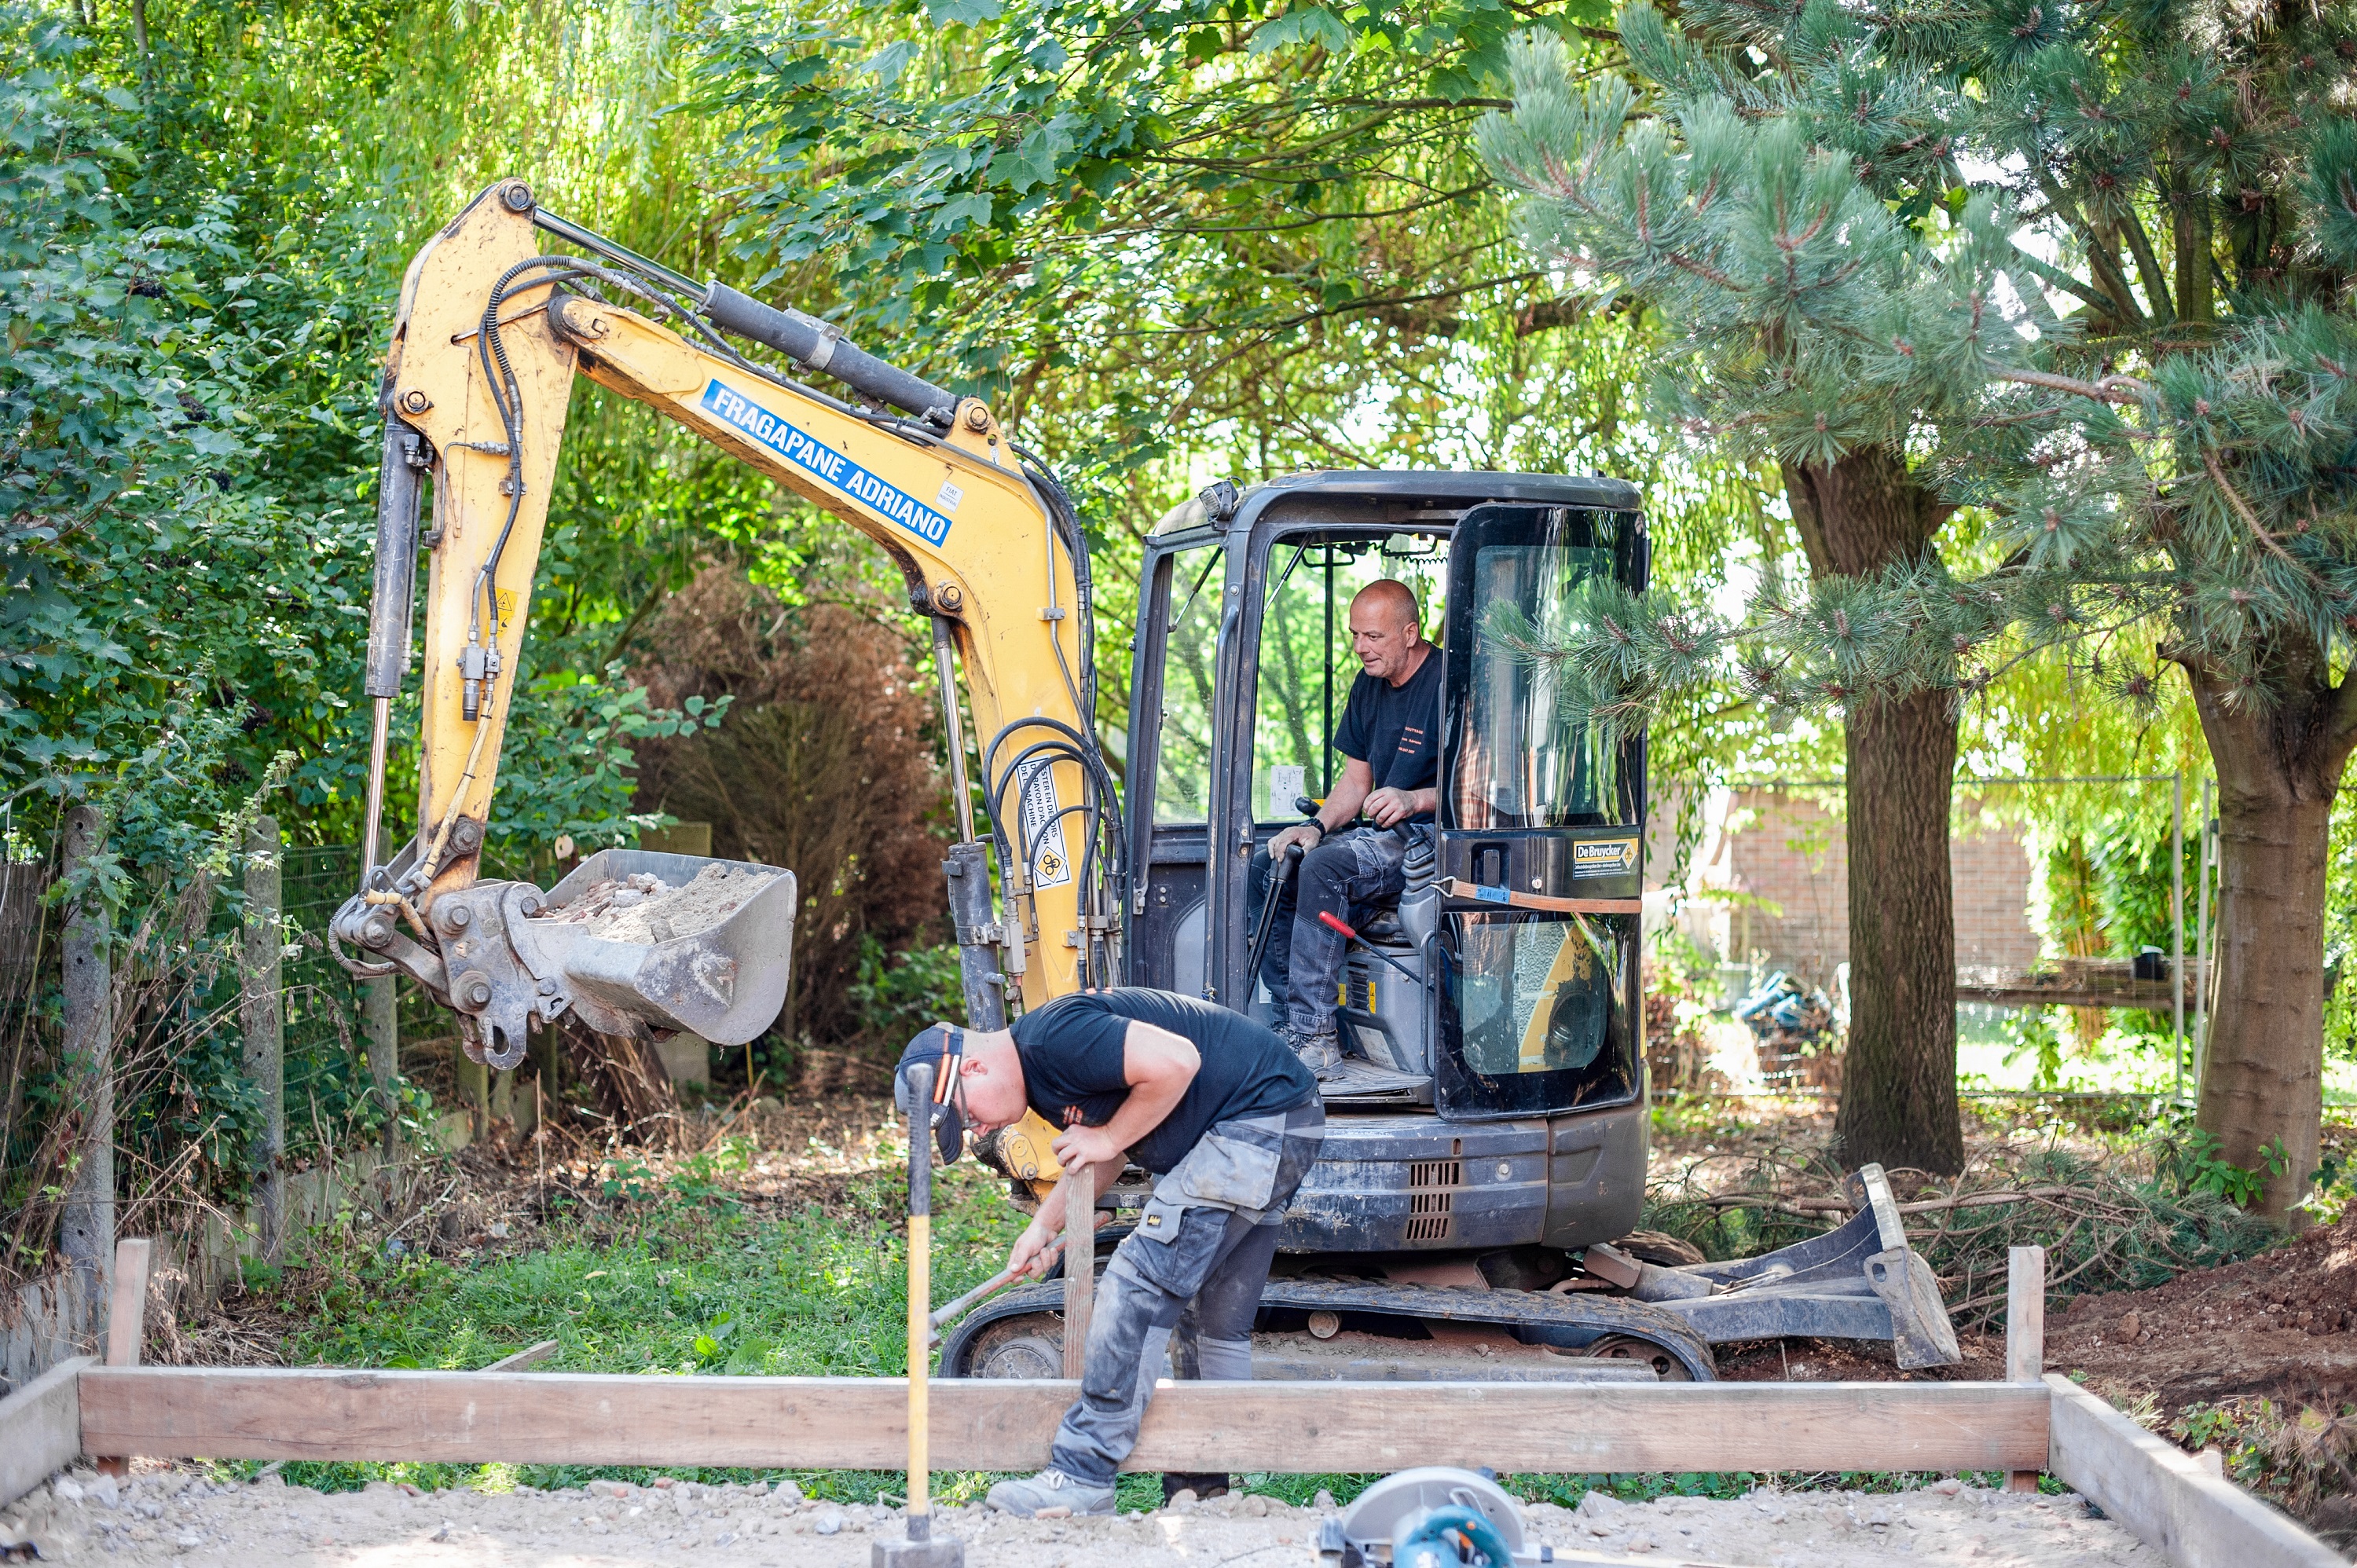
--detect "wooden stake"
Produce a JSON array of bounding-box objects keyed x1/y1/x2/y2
[
  {"x1": 56, "y1": 806, "x2": 113, "y2": 1348},
  {"x1": 96, "y1": 1236, "x2": 151, "y2": 1476},
  {"x1": 241, "y1": 816, "x2": 284, "y2": 1265},
  {"x1": 1061, "y1": 1159, "x2": 1093, "y2": 1380},
  {"x1": 2006, "y1": 1244, "x2": 2046, "y2": 1493},
  {"x1": 363, "y1": 973, "x2": 398, "y2": 1161}
]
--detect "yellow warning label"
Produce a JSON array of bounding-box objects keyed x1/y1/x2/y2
[{"x1": 493, "y1": 587, "x2": 519, "y2": 632}]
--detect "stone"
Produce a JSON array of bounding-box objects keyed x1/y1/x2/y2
[
  {"x1": 1930, "y1": 1479, "x2": 1963, "y2": 1497},
  {"x1": 772, "y1": 1482, "x2": 805, "y2": 1505},
  {"x1": 1314, "y1": 1490, "x2": 1336, "y2": 1511},
  {"x1": 816, "y1": 1512, "x2": 845, "y2": 1536},
  {"x1": 2118, "y1": 1310, "x2": 2142, "y2": 1341}
]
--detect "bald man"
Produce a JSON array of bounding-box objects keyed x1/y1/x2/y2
[{"x1": 1257, "y1": 578, "x2": 1441, "y2": 1077}]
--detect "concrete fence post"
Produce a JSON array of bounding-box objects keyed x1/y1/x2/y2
[
  {"x1": 240, "y1": 815, "x2": 284, "y2": 1266},
  {"x1": 363, "y1": 973, "x2": 398, "y2": 1160},
  {"x1": 56, "y1": 804, "x2": 114, "y2": 1348}
]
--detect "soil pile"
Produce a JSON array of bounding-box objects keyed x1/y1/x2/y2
[
  {"x1": 533, "y1": 864, "x2": 777, "y2": 945},
  {"x1": 6, "y1": 1464, "x2": 2158, "y2": 1567},
  {"x1": 2029, "y1": 1207, "x2": 2357, "y2": 1415}
]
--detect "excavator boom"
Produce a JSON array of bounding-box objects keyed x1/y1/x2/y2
[{"x1": 333, "y1": 179, "x2": 1119, "y2": 1079}]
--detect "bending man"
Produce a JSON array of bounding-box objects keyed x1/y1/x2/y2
[
  {"x1": 1258, "y1": 577, "x2": 1440, "y2": 1076},
  {"x1": 894, "y1": 989, "x2": 1323, "y2": 1515}
]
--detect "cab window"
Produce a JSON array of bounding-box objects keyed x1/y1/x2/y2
[{"x1": 1252, "y1": 534, "x2": 1444, "y2": 821}]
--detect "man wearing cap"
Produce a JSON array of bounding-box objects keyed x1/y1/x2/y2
[{"x1": 895, "y1": 988, "x2": 1324, "y2": 1516}]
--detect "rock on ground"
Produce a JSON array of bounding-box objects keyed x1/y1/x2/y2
[{"x1": 1, "y1": 1464, "x2": 2162, "y2": 1566}]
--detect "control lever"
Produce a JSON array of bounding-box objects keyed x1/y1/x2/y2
[
  {"x1": 1318, "y1": 910, "x2": 1427, "y2": 987},
  {"x1": 1245, "y1": 843, "x2": 1304, "y2": 991}
]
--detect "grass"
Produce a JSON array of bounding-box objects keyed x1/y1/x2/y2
[{"x1": 217, "y1": 1123, "x2": 2070, "y2": 1513}]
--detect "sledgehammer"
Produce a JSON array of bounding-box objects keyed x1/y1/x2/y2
[{"x1": 924, "y1": 1243, "x2": 1064, "y2": 1347}]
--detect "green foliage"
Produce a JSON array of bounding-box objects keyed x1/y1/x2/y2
[
  {"x1": 2000, "y1": 1009, "x2": 2066, "y2": 1093},
  {"x1": 844, "y1": 936, "x2": 966, "y2": 1046},
  {"x1": 2154, "y1": 1112, "x2": 2293, "y2": 1207},
  {"x1": 1478, "y1": 0, "x2": 2357, "y2": 734}
]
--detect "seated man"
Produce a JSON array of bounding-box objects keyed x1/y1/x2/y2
[
  {"x1": 894, "y1": 988, "x2": 1324, "y2": 1515},
  {"x1": 1257, "y1": 577, "x2": 1440, "y2": 1078}
]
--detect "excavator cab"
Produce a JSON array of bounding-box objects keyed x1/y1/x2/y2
[{"x1": 1124, "y1": 474, "x2": 1651, "y2": 1255}]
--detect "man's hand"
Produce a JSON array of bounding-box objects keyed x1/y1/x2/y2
[
  {"x1": 1266, "y1": 821, "x2": 1322, "y2": 859},
  {"x1": 1007, "y1": 1217, "x2": 1059, "y2": 1280},
  {"x1": 1365, "y1": 786, "x2": 1432, "y2": 827},
  {"x1": 1053, "y1": 1123, "x2": 1122, "y2": 1171}
]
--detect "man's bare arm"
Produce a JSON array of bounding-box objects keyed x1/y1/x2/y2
[
  {"x1": 1007, "y1": 1149, "x2": 1130, "y2": 1277},
  {"x1": 1051, "y1": 1020, "x2": 1199, "y2": 1169}
]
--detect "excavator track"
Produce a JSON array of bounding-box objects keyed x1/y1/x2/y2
[{"x1": 938, "y1": 1274, "x2": 1718, "y2": 1383}]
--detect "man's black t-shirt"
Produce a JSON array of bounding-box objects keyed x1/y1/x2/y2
[
  {"x1": 1332, "y1": 645, "x2": 1442, "y2": 811},
  {"x1": 1010, "y1": 988, "x2": 1317, "y2": 1173}
]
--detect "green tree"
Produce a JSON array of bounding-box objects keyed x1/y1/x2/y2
[{"x1": 1479, "y1": 0, "x2": 2357, "y2": 1214}]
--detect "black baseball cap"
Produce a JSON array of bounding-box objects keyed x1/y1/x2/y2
[{"x1": 893, "y1": 1024, "x2": 966, "y2": 1166}]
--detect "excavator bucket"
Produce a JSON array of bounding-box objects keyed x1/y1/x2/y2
[
  {"x1": 344, "y1": 848, "x2": 797, "y2": 1071},
  {"x1": 515, "y1": 848, "x2": 798, "y2": 1046}
]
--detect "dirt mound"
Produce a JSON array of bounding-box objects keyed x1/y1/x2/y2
[{"x1": 2032, "y1": 1208, "x2": 2357, "y2": 1416}]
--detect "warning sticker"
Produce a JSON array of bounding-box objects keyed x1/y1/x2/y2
[{"x1": 1014, "y1": 758, "x2": 1074, "y2": 891}]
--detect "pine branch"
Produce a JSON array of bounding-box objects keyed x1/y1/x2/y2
[
  {"x1": 2200, "y1": 446, "x2": 2304, "y2": 569},
  {"x1": 1988, "y1": 367, "x2": 2150, "y2": 405}
]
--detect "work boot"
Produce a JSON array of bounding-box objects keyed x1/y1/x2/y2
[
  {"x1": 1163, "y1": 1472, "x2": 1231, "y2": 1504},
  {"x1": 985, "y1": 1468, "x2": 1117, "y2": 1518},
  {"x1": 1289, "y1": 1031, "x2": 1345, "y2": 1080}
]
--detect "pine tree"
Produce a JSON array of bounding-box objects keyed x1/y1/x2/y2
[{"x1": 1477, "y1": 0, "x2": 2357, "y2": 1214}]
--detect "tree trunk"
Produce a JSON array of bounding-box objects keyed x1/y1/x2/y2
[
  {"x1": 2187, "y1": 656, "x2": 2352, "y2": 1222},
  {"x1": 1783, "y1": 447, "x2": 1963, "y2": 1174}
]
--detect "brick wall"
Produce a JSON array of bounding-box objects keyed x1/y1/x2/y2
[{"x1": 1693, "y1": 789, "x2": 2041, "y2": 989}]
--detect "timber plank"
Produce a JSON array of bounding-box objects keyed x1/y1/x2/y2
[
  {"x1": 1, "y1": 1357, "x2": 93, "y2": 1508},
  {"x1": 79, "y1": 1367, "x2": 2047, "y2": 1474},
  {"x1": 2045, "y1": 1373, "x2": 2341, "y2": 1568}
]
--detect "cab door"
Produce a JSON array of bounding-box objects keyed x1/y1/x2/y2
[
  {"x1": 1124, "y1": 532, "x2": 1229, "y2": 995},
  {"x1": 1434, "y1": 503, "x2": 1649, "y2": 1119}
]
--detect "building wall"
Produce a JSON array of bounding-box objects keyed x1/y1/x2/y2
[{"x1": 1683, "y1": 789, "x2": 2041, "y2": 989}]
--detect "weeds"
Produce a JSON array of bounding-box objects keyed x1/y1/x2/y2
[{"x1": 2172, "y1": 1397, "x2": 2357, "y2": 1529}]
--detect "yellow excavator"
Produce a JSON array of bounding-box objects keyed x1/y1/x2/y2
[{"x1": 334, "y1": 179, "x2": 1961, "y2": 1383}]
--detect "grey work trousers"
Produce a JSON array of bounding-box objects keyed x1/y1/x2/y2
[
  {"x1": 1254, "y1": 825, "x2": 1424, "y2": 1041},
  {"x1": 1046, "y1": 1101, "x2": 1325, "y2": 1486}
]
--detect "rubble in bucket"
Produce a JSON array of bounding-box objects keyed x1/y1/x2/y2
[{"x1": 528, "y1": 863, "x2": 779, "y2": 945}]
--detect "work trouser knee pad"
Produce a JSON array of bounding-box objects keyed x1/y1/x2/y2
[{"x1": 1195, "y1": 1334, "x2": 1252, "y2": 1382}]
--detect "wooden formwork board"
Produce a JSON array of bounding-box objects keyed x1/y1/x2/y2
[
  {"x1": 2044, "y1": 1374, "x2": 2345, "y2": 1568},
  {"x1": 0, "y1": 1356, "x2": 90, "y2": 1508},
  {"x1": 79, "y1": 1367, "x2": 2052, "y2": 1475}
]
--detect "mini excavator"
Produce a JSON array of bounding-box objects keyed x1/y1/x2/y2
[{"x1": 335, "y1": 179, "x2": 1961, "y2": 1383}]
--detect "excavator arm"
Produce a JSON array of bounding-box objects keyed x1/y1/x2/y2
[{"x1": 332, "y1": 179, "x2": 1121, "y2": 1099}]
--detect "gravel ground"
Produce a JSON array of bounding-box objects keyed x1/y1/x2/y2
[{"x1": 0, "y1": 1465, "x2": 2165, "y2": 1566}]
